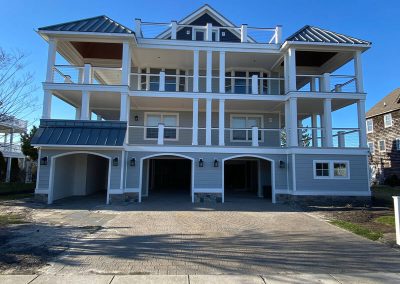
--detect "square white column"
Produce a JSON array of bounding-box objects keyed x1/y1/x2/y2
[
  {"x1": 288, "y1": 98, "x2": 298, "y2": 147},
  {"x1": 193, "y1": 50, "x2": 199, "y2": 92},
  {"x1": 119, "y1": 93, "x2": 130, "y2": 121},
  {"x1": 357, "y1": 99, "x2": 368, "y2": 147},
  {"x1": 287, "y1": 48, "x2": 297, "y2": 92},
  {"x1": 42, "y1": 91, "x2": 52, "y2": 119},
  {"x1": 121, "y1": 41, "x2": 132, "y2": 85},
  {"x1": 219, "y1": 99, "x2": 225, "y2": 146},
  {"x1": 206, "y1": 98, "x2": 212, "y2": 146},
  {"x1": 80, "y1": 91, "x2": 91, "y2": 120},
  {"x1": 219, "y1": 51, "x2": 225, "y2": 93},
  {"x1": 206, "y1": 50, "x2": 212, "y2": 92},
  {"x1": 354, "y1": 50, "x2": 364, "y2": 93},
  {"x1": 192, "y1": 98, "x2": 199, "y2": 145},
  {"x1": 311, "y1": 114, "x2": 318, "y2": 147},
  {"x1": 46, "y1": 39, "x2": 57, "y2": 83},
  {"x1": 323, "y1": 98, "x2": 333, "y2": 147}
]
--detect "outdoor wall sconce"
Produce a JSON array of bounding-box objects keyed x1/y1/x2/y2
[
  {"x1": 134, "y1": 115, "x2": 139, "y2": 121},
  {"x1": 113, "y1": 157, "x2": 119, "y2": 167},
  {"x1": 213, "y1": 159, "x2": 219, "y2": 167},
  {"x1": 40, "y1": 156, "x2": 48, "y2": 166},
  {"x1": 279, "y1": 160, "x2": 285, "y2": 168},
  {"x1": 130, "y1": 158, "x2": 136, "y2": 167},
  {"x1": 198, "y1": 158, "x2": 204, "y2": 168}
]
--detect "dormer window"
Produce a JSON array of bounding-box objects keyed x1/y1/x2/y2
[{"x1": 384, "y1": 113, "x2": 393, "y2": 128}]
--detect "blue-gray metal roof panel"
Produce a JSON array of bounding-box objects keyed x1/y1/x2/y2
[
  {"x1": 31, "y1": 119, "x2": 127, "y2": 146},
  {"x1": 38, "y1": 15, "x2": 133, "y2": 34},
  {"x1": 286, "y1": 25, "x2": 370, "y2": 45}
]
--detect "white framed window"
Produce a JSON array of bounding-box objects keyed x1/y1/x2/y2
[
  {"x1": 230, "y1": 115, "x2": 263, "y2": 142},
  {"x1": 313, "y1": 160, "x2": 350, "y2": 179},
  {"x1": 367, "y1": 141, "x2": 374, "y2": 154},
  {"x1": 192, "y1": 28, "x2": 219, "y2": 41},
  {"x1": 144, "y1": 112, "x2": 179, "y2": 141},
  {"x1": 378, "y1": 140, "x2": 386, "y2": 152},
  {"x1": 384, "y1": 113, "x2": 393, "y2": 128},
  {"x1": 366, "y1": 119, "x2": 373, "y2": 133}
]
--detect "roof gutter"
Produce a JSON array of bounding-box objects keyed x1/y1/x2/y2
[{"x1": 280, "y1": 40, "x2": 371, "y2": 52}]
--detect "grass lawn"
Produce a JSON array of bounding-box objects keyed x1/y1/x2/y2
[
  {"x1": 330, "y1": 220, "x2": 383, "y2": 241},
  {"x1": 375, "y1": 215, "x2": 396, "y2": 227}
]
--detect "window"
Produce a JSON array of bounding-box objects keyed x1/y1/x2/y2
[
  {"x1": 367, "y1": 141, "x2": 374, "y2": 154},
  {"x1": 193, "y1": 28, "x2": 218, "y2": 41},
  {"x1": 145, "y1": 113, "x2": 178, "y2": 140},
  {"x1": 313, "y1": 160, "x2": 350, "y2": 179},
  {"x1": 230, "y1": 115, "x2": 263, "y2": 142},
  {"x1": 396, "y1": 138, "x2": 400, "y2": 151},
  {"x1": 379, "y1": 140, "x2": 386, "y2": 152},
  {"x1": 366, "y1": 119, "x2": 373, "y2": 133},
  {"x1": 384, "y1": 114, "x2": 393, "y2": 128}
]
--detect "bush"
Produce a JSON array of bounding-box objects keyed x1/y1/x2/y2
[{"x1": 384, "y1": 174, "x2": 400, "y2": 187}]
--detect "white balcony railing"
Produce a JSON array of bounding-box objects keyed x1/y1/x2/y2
[
  {"x1": 296, "y1": 74, "x2": 358, "y2": 93},
  {"x1": 52, "y1": 65, "x2": 122, "y2": 85},
  {"x1": 0, "y1": 115, "x2": 28, "y2": 131},
  {"x1": 0, "y1": 143, "x2": 22, "y2": 153},
  {"x1": 298, "y1": 127, "x2": 361, "y2": 148}
]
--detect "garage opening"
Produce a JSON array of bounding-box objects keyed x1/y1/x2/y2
[
  {"x1": 51, "y1": 153, "x2": 109, "y2": 203},
  {"x1": 144, "y1": 156, "x2": 191, "y2": 196},
  {"x1": 224, "y1": 157, "x2": 272, "y2": 199}
]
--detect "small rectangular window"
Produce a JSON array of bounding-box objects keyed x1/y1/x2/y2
[
  {"x1": 231, "y1": 115, "x2": 263, "y2": 142},
  {"x1": 145, "y1": 113, "x2": 178, "y2": 140},
  {"x1": 367, "y1": 141, "x2": 374, "y2": 154},
  {"x1": 315, "y1": 162, "x2": 330, "y2": 177},
  {"x1": 313, "y1": 160, "x2": 350, "y2": 179},
  {"x1": 379, "y1": 140, "x2": 386, "y2": 152},
  {"x1": 366, "y1": 119, "x2": 373, "y2": 133},
  {"x1": 333, "y1": 162, "x2": 348, "y2": 178},
  {"x1": 384, "y1": 114, "x2": 393, "y2": 128}
]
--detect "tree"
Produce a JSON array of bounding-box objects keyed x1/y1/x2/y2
[
  {"x1": 0, "y1": 47, "x2": 38, "y2": 123},
  {"x1": 21, "y1": 126, "x2": 38, "y2": 161}
]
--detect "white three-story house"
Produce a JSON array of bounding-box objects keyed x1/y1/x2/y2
[{"x1": 32, "y1": 5, "x2": 371, "y2": 205}]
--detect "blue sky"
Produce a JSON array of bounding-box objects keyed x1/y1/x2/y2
[{"x1": 1, "y1": 0, "x2": 399, "y2": 128}]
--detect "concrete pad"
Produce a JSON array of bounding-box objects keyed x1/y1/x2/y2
[
  {"x1": 31, "y1": 274, "x2": 113, "y2": 284},
  {"x1": 112, "y1": 275, "x2": 188, "y2": 284},
  {"x1": 331, "y1": 272, "x2": 400, "y2": 284},
  {"x1": 0, "y1": 275, "x2": 37, "y2": 284},
  {"x1": 263, "y1": 273, "x2": 339, "y2": 283},
  {"x1": 190, "y1": 275, "x2": 264, "y2": 284}
]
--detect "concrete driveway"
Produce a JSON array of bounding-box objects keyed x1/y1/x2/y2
[{"x1": 31, "y1": 193, "x2": 400, "y2": 276}]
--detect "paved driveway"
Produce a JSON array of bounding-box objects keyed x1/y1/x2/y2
[{"x1": 36, "y1": 193, "x2": 400, "y2": 275}]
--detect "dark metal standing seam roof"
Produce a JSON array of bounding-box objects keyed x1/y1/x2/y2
[
  {"x1": 286, "y1": 25, "x2": 371, "y2": 45},
  {"x1": 31, "y1": 119, "x2": 127, "y2": 146},
  {"x1": 38, "y1": 15, "x2": 134, "y2": 34}
]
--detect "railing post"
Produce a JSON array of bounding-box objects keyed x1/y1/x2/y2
[
  {"x1": 251, "y1": 75, "x2": 259, "y2": 95},
  {"x1": 275, "y1": 25, "x2": 282, "y2": 44},
  {"x1": 171, "y1": 21, "x2": 177, "y2": 40},
  {"x1": 322, "y1": 73, "x2": 331, "y2": 92},
  {"x1": 334, "y1": 84, "x2": 342, "y2": 92},
  {"x1": 338, "y1": 131, "x2": 346, "y2": 148},
  {"x1": 83, "y1": 64, "x2": 92, "y2": 84},
  {"x1": 311, "y1": 114, "x2": 318, "y2": 147},
  {"x1": 135, "y1": 19, "x2": 142, "y2": 38},
  {"x1": 241, "y1": 24, "x2": 248, "y2": 43},
  {"x1": 310, "y1": 77, "x2": 317, "y2": 92},
  {"x1": 159, "y1": 71, "x2": 165, "y2": 91},
  {"x1": 252, "y1": 126, "x2": 259, "y2": 147},
  {"x1": 393, "y1": 196, "x2": 400, "y2": 246},
  {"x1": 157, "y1": 123, "x2": 165, "y2": 145},
  {"x1": 206, "y1": 23, "x2": 213, "y2": 41}
]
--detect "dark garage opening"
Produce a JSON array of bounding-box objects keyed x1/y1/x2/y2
[{"x1": 148, "y1": 157, "x2": 191, "y2": 194}]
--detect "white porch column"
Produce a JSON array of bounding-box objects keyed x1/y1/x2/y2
[
  {"x1": 323, "y1": 98, "x2": 333, "y2": 147},
  {"x1": 219, "y1": 99, "x2": 225, "y2": 146},
  {"x1": 310, "y1": 77, "x2": 317, "y2": 92},
  {"x1": 80, "y1": 91, "x2": 91, "y2": 120},
  {"x1": 5, "y1": 157, "x2": 11, "y2": 183},
  {"x1": 159, "y1": 71, "x2": 165, "y2": 91},
  {"x1": 46, "y1": 39, "x2": 57, "y2": 83},
  {"x1": 284, "y1": 100, "x2": 290, "y2": 145},
  {"x1": 206, "y1": 50, "x2": 212, "y2": 92},
  {"x1": 192, "y1": 99, "x2": 199, "y2": 145},
  {"x1": 311, "y1": 114, "x2": 318, "y2": 147},
  {"x1": 157, "y1": 124, "x2": 165, "y2": 145},
  {"x1": 241, "y1": 24, "x2": 248, "y2": 42},
  {"x1": 322, "y1": 73, "x2": 331, "y2": 92},
  {"x1": 121, "y1": 41, "x2": 132, "y2": 85},
  {"x1": 283, "y1": 53, "x2": 289, "y2": 93},
  {"x1": 338, "y1": 131, "x2": 346, "y2": 148},
  {"x1": 193, "y1": 50, "x2": 199, "y2": 92},
  {"x1": 357, "y1": 99, "x2": 368, "y2": 148},
  {"x1": 287, "y1": 48, "x2": 297, "y2": 92},
  {"x1": 252, "y1": 127, "x2": 259, "y2": 147},
  {"x1": 83, "y1": 64, "x2": 92, "y2": 84},
  {"x1": 219, "y1": 51, "x2": 225, "y2": 93},
  {"x1": 206, "y1": 98, "x2": 212, "y2": 146},
  {"x1": 394, "y1": 196, "x2": 400, "y2": 245},
  {"x1": 75, "y1": 107, "x2": 81, "y2": 120},
  {"x1": 354, "y1": 50, "x2": 364, "y2": 93},
  {"x1": 42, "y1": 91, "x2": 52, "y2": 119},
  {"x1": 206, "y1": 23, "x2": 213, "y2": 41},
  {"x1": 251, "y1": 75, "x2": 259, "y2": 95},
  {"x1": 120, "y1": 93, "x2": 129, "y2": 121},
  {"x1": 289, "y1": 98, "x2": 298, "y2": 147}
]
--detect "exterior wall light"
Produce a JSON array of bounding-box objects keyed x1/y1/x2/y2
[
  {"x1": 134, "y1": 115, "x2": 139, "y2": 121},
  {"x1": 40, "y1": 156, "x2": 48, "y2": 166},
  {"x1": 214, "y1": 159, "x2": 219, "y2": 167},
  {"x1": 130, "y1": 158, "x2": 136, "y2": 167},
  {"x1": 113, "y1": 157, "x2": 119, "y2": 167},
  {"x1": 279, "y1": 160, "x2": 285, "y2": 168},
  {"x1": 198, "y1": 158, "x2": 204, "y2": 168}
]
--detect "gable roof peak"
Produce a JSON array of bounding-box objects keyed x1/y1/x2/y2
[{"x1": 366, "y1": 88, "x2": 400, "y2": 118}]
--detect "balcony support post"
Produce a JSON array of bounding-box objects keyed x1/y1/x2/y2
[
  {"x1": 157, "y1": 124, "x2": 164, "y2": 145},
  {"x1": 354, "y1": 50, "x2": 364, "y2": 93},
  {"x1": 83, "y1": 64, "x2": 92, "y2": 84},
  {"x1": 338, "y1": 131, "x2": 346, "y2": 148},
  {"x1": 219, "y1": 51, "x2": 225, "y2": 93},
  {"x1": 75, "y1": 107, "x2": 81, "y2": 120},
  {"x1": 193, "y1": 50, "x2": 199, "y2": 92},
  {"x1": 287, "y1": 48, "x2": 297, "y2": 92},
  {"x1": 219, "y1": 99, "x2": 225, "y2": 146},
  {"x1": 323, "y1": 98, "x2": 333, "y2": 147},
  {"x1": 121, "y1": 41, "x2": 132, "y2": 85},
  {"x1": 357, "y1": 99, "x2": 368, "y2": 147},
  {"x1": 206, "y1": 50, "x2": 212, "y2": 92},
  {"x1": 46, "y1": 38, "x2": 57, "y2": 83},
  {"x1": 42, "y1": 91, "x2": 52, "y2": 119},
  {"x1": 289, "y1": 98, "x2": 298, "y2": 147},
  {"x1": 311, "y1": 114, "x2": 318, "y2": 147},
  {"x1": 206, "y1": 98, "x2": 212, "y2": 146},
  {"x1": 159, "y1": 71, "x2": 165, "y2": 91},
  {"x1": 251, "y1": 75, "x2": 259, "y2": 95},
  {"x1": 192, "y1": 98, "x2": 199, "y2": 146},
  {"x1": 322, "y1": 73, "x2": 331, "y2": 92},
  {"x1": 119, "y1": 93, "x2": 129, "y2": 121},
  {"x1": 80, "y1": 91, "x2": 91, "y2": 120},
  {"x1": 252, "y1": 127, "x2": 259, "y2": 147}
]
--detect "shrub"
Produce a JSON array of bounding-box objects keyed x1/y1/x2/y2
[{"x1": 384, "y1": 174, "x2": 400, "y2": 187}]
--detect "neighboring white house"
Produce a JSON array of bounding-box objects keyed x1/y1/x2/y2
[{"x1": 32, "y1": 5, "x2": 371, "y2": 205}]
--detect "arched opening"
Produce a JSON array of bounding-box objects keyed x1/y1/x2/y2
[
  {"x1": 223, "y1": 155, "x2": 274, "y2": 202},
  {"x1": 49, "y1": 152, "x2": 110, "y2": 204},
  {"x1": 141, "y1": 154, "x2": 193, "y2": 199}
]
